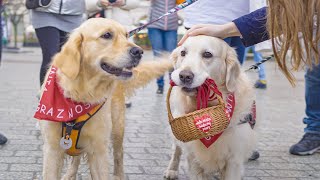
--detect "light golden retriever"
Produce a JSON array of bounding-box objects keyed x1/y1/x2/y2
[
  {"x1": 38, "y1": 18, "x2": 172, "y2": 180},
  {"x1": 164, "y1": 36, "x2": 257, "y2": 180}
]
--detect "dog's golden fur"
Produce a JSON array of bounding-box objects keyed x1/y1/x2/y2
[
  {"x1": 39, "y1": 18, "x2": 172, "y2": 180},
  {"x1": 164, "y1": 36, "x2": 257, "y2": 180}
]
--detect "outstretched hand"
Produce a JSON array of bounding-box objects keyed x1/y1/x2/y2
[
  {"x1": 178, "y1": 22, "x2": 241, "y2": 46},
  {"x1": 100, "y1": 0, "x2": 125, "y2": 8}
]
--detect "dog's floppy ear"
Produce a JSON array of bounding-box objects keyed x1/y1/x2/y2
[
  {"x1": 170, "y1": 46, "x2": 180, "y2": 68},
  {"x1": 54, "y1": 31, "x2": 83, "y2": 80},
  {"x1": 225, "y1": 47, "x2": 241, "y2": 92}
]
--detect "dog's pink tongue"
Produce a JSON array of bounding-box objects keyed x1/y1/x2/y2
[{"x1": 196, "y1": 79, "x2": 222, "y2": 110}]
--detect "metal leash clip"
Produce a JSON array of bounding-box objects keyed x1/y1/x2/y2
[{"x1": 60, "y1": 122, "x2": 75, "y2": 150}]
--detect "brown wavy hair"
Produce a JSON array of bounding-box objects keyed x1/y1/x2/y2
[{"x1": 267, "y1": 0, "x2": 320, "y2": 85}]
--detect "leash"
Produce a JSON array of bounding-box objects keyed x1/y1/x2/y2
[
  {"x1": 128, "y1": 0, "x2": 198, "y2": 37},
  {"x1": 245, "y1": 54, "x2": 274, "y2": 72}
]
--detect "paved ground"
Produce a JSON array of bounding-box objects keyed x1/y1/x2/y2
[{"x1": 0, "y1": 47, "x2": 320, "y2": 180}]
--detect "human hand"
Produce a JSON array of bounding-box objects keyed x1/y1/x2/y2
[
  {"x1": 99, "y1": 0, "x2": 125, "y2": 8},
  {"x1": 99, "y1": 0, "x2": 110, "y2": 8},
  {"x1": 111, "y1": 0, "x2": 125, "y2": 6},
  {"x1": 178, "y1": 22, "x2": 241, "y2": 46}
]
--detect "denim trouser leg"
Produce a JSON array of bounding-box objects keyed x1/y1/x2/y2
[
  {"x1": 148, "y1": 28, "x2": 177, "y2": 88},
  {"x1": 224, "y1": 37, "x2": 246, "y2": 64},
  {"x1": 244, "y1": 46, "x2": 267, "y2": 80},
  {"x1": 303, "y1": 63, "x2": 320, "y2": 135},
  {"x1": 148, "y1": 28, "x2": 164, "y2": 88},
  {"x1": 252, "y1": 46, "x2": 266, "y2": 80},
  {"x1": 163, "y1": 30, "x2": 177, "y2": 79}
]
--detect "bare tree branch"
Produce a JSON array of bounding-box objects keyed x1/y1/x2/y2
[{"x1": 3, "y1": 0, "x2": 28, "y2": 48}]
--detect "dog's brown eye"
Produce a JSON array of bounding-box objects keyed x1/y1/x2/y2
[
  {"x1": 203, "y1": 51, "x2": 213, "y2": 58},
  {"x1": 181, "y1": 50, "x2": 186, "y2": 57},
  {"x1": 101, "y1": 32, "x2": 112, "y2": 39}
]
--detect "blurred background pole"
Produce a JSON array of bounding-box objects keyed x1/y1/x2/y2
[{"x1": 0, "y1": 0, "x2": 3, "y2": 66}]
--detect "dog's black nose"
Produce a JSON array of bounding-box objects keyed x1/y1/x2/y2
[
  {"x1": 130, "y1": 47, "x2": 143, "y2": 58},
  {"x1": 179, "y1": 70, "x2": 194, "y2": 85}
]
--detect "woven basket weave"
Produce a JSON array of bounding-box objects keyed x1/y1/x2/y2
[{"x1": 166, "y1": 86, "x2": 230, "y2": 142}]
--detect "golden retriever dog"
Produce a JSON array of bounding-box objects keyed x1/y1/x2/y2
[
  {"x1": 164, "y1": 36, "x2": 257, "y2": 180},
  {"x1": 37, "y1": 18, "x2": 172, "y2": 180}
]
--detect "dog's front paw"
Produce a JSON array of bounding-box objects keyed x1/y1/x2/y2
[
  {"x1": 164, "y1": 170, "x2": 179, "y2": 180},
  {"x1": 61, "y1": 174, "x2": 77, "y2": 180},
  {"x1": 113, "y1": 175, "x2": 124, "y2": 180}
]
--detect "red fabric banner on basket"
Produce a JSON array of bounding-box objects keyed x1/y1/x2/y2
[{"x1": 196, "y1": 79, "x2": 235, "y2": 148}]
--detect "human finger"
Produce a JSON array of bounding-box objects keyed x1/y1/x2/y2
[
  {"x1": 178, "y1": 33, "x2": 189, "y2": 46},
  {"x1": 188, "y1": 27, "x2": 208, "y2": 36},
  {"x1": 177, "y1": 25, "x2": 205, "y2": 46}
]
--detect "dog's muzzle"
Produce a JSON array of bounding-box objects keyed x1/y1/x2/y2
[
  {"x1": 179, "y1": 70, "x2": 194, "y2": 86},
  {"x1": 129, "y1": 47, "x2": 143, "y2": 67}
]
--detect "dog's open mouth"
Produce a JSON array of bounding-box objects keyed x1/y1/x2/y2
[{"x1": 100, "y1": 62, "x2": 133, "y2": 78}]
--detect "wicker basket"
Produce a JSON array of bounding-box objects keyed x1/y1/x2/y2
[{"x1": 166, "y1": 86, "x2": 230, "y2": 142}]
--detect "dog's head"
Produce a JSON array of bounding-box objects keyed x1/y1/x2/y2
[
  {"x1": 54, "y1": 18, "x2": 143, "y2": 80},
  {"x1": 171, "y1": 36, "x2": 240, "y2": 95}
]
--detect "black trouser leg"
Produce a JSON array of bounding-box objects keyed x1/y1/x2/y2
[{"x1": 35, "y1": 27, "x2": 67, "y2": 86}]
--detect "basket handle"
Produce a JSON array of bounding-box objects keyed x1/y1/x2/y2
[
  {"x1": 166, "y1": 86, "x2": 226, "y2": 124},
  {"x1": 166, "y1": 86, "x2": 175, "y2": 123}
]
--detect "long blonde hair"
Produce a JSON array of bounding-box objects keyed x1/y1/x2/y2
[{"x1": 267, "y1": 0, "x2": 320, "y2": 85}]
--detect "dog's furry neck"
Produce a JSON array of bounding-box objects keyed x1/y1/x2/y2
[{"x1": 56, "y1": 67, "x2": 117, "y2": 105}]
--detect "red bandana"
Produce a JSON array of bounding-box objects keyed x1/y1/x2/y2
[{"x1": 34, "y1": 66, "x2": 98, "y2": 122}]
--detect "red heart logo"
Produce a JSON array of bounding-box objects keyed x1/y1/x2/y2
[{"x1": 194, "y1": 114, "x2": 213, "y2": 132}]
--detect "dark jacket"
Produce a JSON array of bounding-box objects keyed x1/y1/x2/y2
[{"x1": 233, "y1": 7, "x2": 269, "y2": 47}]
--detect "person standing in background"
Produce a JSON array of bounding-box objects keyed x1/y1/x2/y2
[
  {"x1": 31, "y1": 0, "x2": 85, "y2": 87},
  {"x1": 86, "y1": 0, "x2": 139, "y2": 31},
  {"x1": 183, "y1": 0, "x2": 249, "y2": 65},
  {"x1": 148, "y1": 0, "x2": 178, "y2": 94}
]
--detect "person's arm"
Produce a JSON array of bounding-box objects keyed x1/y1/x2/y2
[
  {"x1": 120, "y1": 0, "x2": 140, "y2": 10},
  {"x1": 178, "y1": 7, "x2": 269, "y2": 47},
  {"x1": 178, "y1": 22, "x2": 241, "y2": 45},
  {"x1": 232, "y1": 7, "x2": 269, "y2": 47}
]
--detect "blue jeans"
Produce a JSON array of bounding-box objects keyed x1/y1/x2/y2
[
  {"x1": 304, "y1": 63, "x2": 320, "y2": 134},
  {"x1": 244, "y1": 46, "x2": 266, "y2": 80},
  {"x1": 224, "y1": 37, "x2": 246, "y2": 65},
  {"x1": 148, "y1": 28, "x2": 177, "y2": 88}
]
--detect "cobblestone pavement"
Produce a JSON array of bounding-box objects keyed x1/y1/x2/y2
[{"x1": 0, "y1": 48, "x2": 320, "y2": 180}]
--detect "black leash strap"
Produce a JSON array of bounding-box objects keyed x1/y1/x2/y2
[{"x1": 245, "y1": 54, "x2": 274, "y2": 72}]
